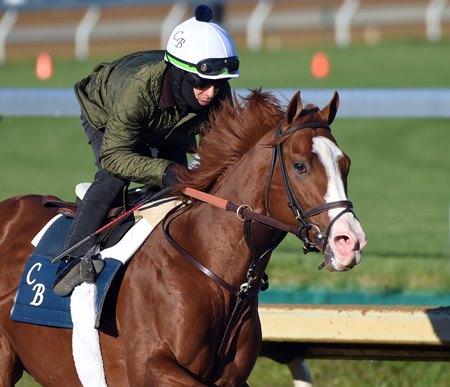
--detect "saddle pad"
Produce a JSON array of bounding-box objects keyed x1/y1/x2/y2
[
  {"x1": 10, "y1": 215, "x2": 122, "y2": 328},
  {"x1": 10, "y1": 196, "x2": 183, "y2": 329},
  {"x1": 135, "y1": 197, "x2": 182, "y2": 226}
]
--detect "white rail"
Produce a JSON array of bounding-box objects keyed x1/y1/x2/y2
[
  {"x1": 1, "y1": 1, "x2": 450, "y2": 63},
  {"x1": 426, "y1": 0, "x2": 448, "y2": 42},
  {"x1": 1, "y1": 88, "x2": 450, "y2": 118},
  {"x1": 246, "y1": 0, "x2": 273, "y2": 51},
  {"x1": 75, "y1": 6, "x2": 102, "y2": 62},
  {"x1": 0, "y1": 8, "x2": 17, "y2": 64},
  {"x1": 335, "y1": 0, "x2": 360, "y2": 48}
]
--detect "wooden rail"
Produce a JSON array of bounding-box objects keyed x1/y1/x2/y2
[{"x1": 259, "y1": 304, "x2": 450, "y2": 361}]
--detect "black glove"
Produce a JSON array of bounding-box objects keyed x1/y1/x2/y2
[{"x1": 162, "y1": 165, "x2": 180, "y2": 187}]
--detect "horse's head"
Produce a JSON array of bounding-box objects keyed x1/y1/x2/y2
[
  {"x1": 180, "y1": 89, "x2": 366, "y2": 272},
  {"x1": 266, "y1": 91, "x2": 367, "y2": 271}
]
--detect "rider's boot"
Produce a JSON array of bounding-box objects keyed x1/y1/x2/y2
[{"x1": 53, "y1": 245, "x2": 105, "y2": 297}]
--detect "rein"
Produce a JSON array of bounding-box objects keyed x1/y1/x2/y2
[{"x1": 184, "y1": 188, "x2": 301, "y2": 235}]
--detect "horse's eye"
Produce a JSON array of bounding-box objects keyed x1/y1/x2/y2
[{"x1": 294, "y1": 162, "x2": 306, "y2": 173}]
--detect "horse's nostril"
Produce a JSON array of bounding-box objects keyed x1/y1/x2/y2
[{"x1": 333, "y1": 234, "x2": 354, "y2": 253}]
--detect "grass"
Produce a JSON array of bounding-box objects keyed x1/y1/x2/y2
[
  {"x1": 249, "y1": 358, "x2": 450, "y2": 387},
  {"x1": 4, "y1": 39, "x2": 450, "y2": 386}
]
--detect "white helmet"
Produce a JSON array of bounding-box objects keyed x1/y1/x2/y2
[{"x1": 165, "y1": 5, "x2": 240, "y2": 80}]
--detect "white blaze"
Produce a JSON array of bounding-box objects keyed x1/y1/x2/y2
[
  {"x1": 311, "y1": 136, "x2": 367, "y2": 270},
  {"x1": 312, "y1": 137, "x2": 347, "y2": 218}
]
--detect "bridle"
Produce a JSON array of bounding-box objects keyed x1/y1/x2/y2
[
  {"x1": 264, "y1": 120, "x2": 354, "y2": 253},
  {"x1": 163, "y1": 118, "x2": 356, "y2": 293},
  {"x1": 161, "y1": 118, "x2": 355, "y2": 362}
]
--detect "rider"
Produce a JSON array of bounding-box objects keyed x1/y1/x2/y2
[{"x1": 53, "y1": 5, "x2": 240, "y2": 296}]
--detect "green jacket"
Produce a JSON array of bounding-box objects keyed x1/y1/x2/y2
[{"x1": 74, "y1": 50, "x2": 231, "y2": 186}]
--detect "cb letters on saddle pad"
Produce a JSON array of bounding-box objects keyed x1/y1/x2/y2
[{"x1": 10, "y1": 215, "x2": 122, "y2": 328}]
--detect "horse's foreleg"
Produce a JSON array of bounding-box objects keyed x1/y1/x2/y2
[
  {"x1": 127, "y1": 358, "x2": 207, "y2": 387},
  {"x1": 0, "y1": 327, "x2": 23, "y2": 387}
]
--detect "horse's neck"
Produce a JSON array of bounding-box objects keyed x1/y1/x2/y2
[
  {"x1": 172, "y1": 134, "x2": 276, "y2": 290},
  {"x1": 213, "y1": 137, "x2": 271, "y2": 216}
]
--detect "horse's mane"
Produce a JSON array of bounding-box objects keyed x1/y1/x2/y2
[{"x1": 179, "y1": 89, "x2": 285, "y2": 192}]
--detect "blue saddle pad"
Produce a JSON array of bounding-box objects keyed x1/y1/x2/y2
[{"x1": 10, "y1": 215, "x2": 123, "y2": 329}]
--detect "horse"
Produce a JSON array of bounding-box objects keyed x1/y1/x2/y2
[{"x1": 0, "y1": 89, "x2": 366, "y2": 386}]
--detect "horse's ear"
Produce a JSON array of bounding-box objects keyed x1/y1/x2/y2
[
  {"x1": 284, "y1": 91, "x2": 303, "y2": 125},
  {"x1": 321, "y1": 91, "x2": 340, "y2": 125}
]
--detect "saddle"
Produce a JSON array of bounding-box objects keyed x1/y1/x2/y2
[{"x1": 41, "y1": 185, "x2": 160, "y2": 249}]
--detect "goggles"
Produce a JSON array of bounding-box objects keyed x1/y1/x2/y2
[
  {"x1": 167, "y1": 52, "x2": 239, "y2": 76},
  {"x1": 185, "y1": 72, "x2": 229, "y2": 89},
  {"x1": 196, "y1": 57, "x2": 239, "y2": 76}
]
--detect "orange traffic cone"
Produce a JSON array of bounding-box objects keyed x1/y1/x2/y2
[
  {"x1": 35, "y1": 52, "x2": 53, "y2": 80},
  {"x1": 311, "y1": 51, "x2": 330, "y2": 79}
]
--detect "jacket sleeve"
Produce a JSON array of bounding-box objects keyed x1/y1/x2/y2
[{"x1": 99, "y1": 80, "x2": 172, "y2": 187}]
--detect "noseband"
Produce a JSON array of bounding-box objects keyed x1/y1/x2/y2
[{"x1": 264, "y1": 120, "x2": 354, "y2": 253}]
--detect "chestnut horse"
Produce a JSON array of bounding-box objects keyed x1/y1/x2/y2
[{"x1": 0, "y1": 90, "x2": 366, "y2": 386}]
